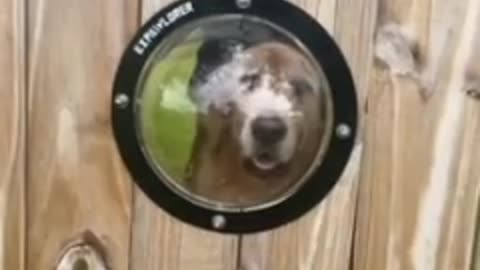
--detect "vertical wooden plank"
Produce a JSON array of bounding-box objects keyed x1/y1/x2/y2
[
  {"x1": 239, "y1": 0, "x2": 377, "y2": 269},
  {"x1": 129, "y1": 1, "x2": 239, "y2": 270},
  {"x1": 0, "y1": 0, "x2": 26, "y2": 270},
  {"x1": 354, "y1": 0, "x2": 480, "y2": 269},
  {"x1": 240, "y1": 147, "x2": 362, "y2": 270},
  {"x1": 436, "y1": 17, "x2": 480, "y2": 269},
  {"x1": 468, "y1": 23, "x2": 480, "y2": 270},
  {"x1": 27, "y1": 1, "x2": 138, "y2": 269}
]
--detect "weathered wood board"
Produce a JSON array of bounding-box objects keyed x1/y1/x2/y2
[
  {"x1": 239, "y1": 0, "x2": 376, "y2": 269},
  {"x1": 0, "y1": 0, "x2": 479, "y2": 269},
  {"x1": 0, "y1": 0, "x2": 26, "y2": 270},
  {"x1": 26, "y1": 1, "x2": 137, "y2": 269},
  {"x1": 354, "y1": 0, "x2": 480, "y2": 270}
]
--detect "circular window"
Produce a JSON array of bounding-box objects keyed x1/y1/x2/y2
[
  {"x1": 112, "y1": 0, "x2": 357, "y2": 233},
  {"x1": 136, "y1": 15, "x2": 334, "y2": 210}
]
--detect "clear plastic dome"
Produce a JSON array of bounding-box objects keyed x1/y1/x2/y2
[{"x1": 135, "y1": 14, "x2": 334, "y2": 211}]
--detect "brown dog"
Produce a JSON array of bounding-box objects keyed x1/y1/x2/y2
[{"x1": 185, "y1": 41, "x2": 327, "y2": 207}]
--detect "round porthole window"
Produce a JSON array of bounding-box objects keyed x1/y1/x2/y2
[{"x1": 112, "y1": 0, "x2": 357, "y2": 233}]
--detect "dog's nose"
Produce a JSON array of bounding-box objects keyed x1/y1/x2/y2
[{"x1": 252, "y1": 116, "x2": 287, "y2": 144}]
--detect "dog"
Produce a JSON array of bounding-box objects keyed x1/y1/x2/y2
[{"x1": 184, "y1": 40, "x2": 327, "y2": 207}]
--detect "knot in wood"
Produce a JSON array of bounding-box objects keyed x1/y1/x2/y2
[
  {"x1": 56, "y1": 244, "x2": 107, "y2": 270},
  {"x1": 375, "y1": 23, "x2": 419, "y2": 77}
]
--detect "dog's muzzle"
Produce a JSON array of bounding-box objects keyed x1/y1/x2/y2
[
  {"x1": 251, "y1": 115, "x2": 287, "y2": 145},
  {"x1": 248, "y1": 115, "x2": 289, "y2": 171}
]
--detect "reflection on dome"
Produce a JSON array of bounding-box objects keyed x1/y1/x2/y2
[{"x1": 136, "y1": 15, "x2": 333, "y2": 211}]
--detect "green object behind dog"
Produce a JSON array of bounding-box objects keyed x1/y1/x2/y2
[{"x1": 140, "y1": 41, "x2": 202, "y2": 183}]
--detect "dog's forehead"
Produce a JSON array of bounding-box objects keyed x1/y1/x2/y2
[
  {"x1": 257, "y1": 71, "x2": 291, "y2": 93},
  {"x1": 246, "y1": 43, "x2": 304, "y2": 66},
  {"x1": 237, "y1": 82, "x2": 294, "y2": 116},
  {"x1": 246, "y1": 44, "x2": 319, "y2": 86},
  {"x1": 190, "y1": 42, "x2": 320, "y2": 117}
]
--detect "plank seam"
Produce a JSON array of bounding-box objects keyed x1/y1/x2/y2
[
  {"x1": 236, "y1": 235, "x2": 243, "y2": 270},
  {"x1": 22, "y1": 0, "x2": 29, "y2": 269},
  {"x1": 127, "y1": 1, "x2": 143, "y2": 270}
]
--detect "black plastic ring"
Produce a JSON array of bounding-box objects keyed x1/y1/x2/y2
[{"x1": 112, "y1": 0, "x2": 357, "y2": 234}]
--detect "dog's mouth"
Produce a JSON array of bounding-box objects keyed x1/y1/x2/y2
[
  {"x1": 241, "y1": 146, "x2": 291, "y2": 179},
  {"x1": 248, "y1": 148, "x2": 288, "y2": 173},
  {"x1": 253, "y1": 151, "x2": 278, "y2": 171}
]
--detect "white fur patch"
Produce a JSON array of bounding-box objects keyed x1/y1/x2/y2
[
  {"x1": 192, "y1": 48, "x2": 251, "y2": 114},
  {"x1": 236, "y1": 76, "x2": 293, "y2": 118}
]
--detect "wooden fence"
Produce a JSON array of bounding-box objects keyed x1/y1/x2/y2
[{"x1": 1, "y1": 0, "x2": 480, "y2": 269}]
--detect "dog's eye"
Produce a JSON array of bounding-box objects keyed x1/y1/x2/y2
[
  {"x1": 290, "y1": 79, "x2": 312, "y2": 99},
  {"x1": 240, "y1": 73, "x2": 261, "y2": 92}
]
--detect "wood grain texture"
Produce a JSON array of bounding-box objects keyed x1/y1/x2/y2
[
  {"x1": 0, "y1": 0, "x2": 26, "y2": 270},
  {"x1": 239, "y1": 0, "x2": 377, "y2": 269},
  {"x1": 4, "y1": 0, "x2": 477, "y2": 269},
  {"x1": 240, "y1": 146, "x2": 362, "y2": 270},
  {"x1": 55, "y1": 232, "x2": 109, "y2": 270},
  {"x1": 56, "y1": 245, "x2": 107, "y2": 270},
  {"x1": 129, "y1": 1, "x2": 239, "y2": 270},
  {"x1": 354, "y1": 0, "x2": 480, "y2": 269},
  {"x1": 26, "y1": 1, "x2": 137, "y2": 269},
  {"x1": 469, "y1": 22, "x2": 480, "y2": 270}
]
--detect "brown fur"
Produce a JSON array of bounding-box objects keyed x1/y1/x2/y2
[{"x1": 185, "y1": 42, "x2": 326, "y2": 207}]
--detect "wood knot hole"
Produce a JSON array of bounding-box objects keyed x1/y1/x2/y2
[
  {"x1": 375, "y1": 23, "x2": 420, "y2": 77},
  {"x1": 466, "y1": 88, "x2": 480, "y2": 99},
  {"x1": 72, "y1": 258, "x2": 88, "y2": 270},
  {"x1": 56, "y1": 244, "x2": 107, "y2": 270}
]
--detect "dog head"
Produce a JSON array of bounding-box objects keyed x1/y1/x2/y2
[
  {"x1": 191, "y1": 41, "x2": 323, "y2": 177},
  {"x1": 231, "y1": 42, "x2": 321, "y2": 174}
]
